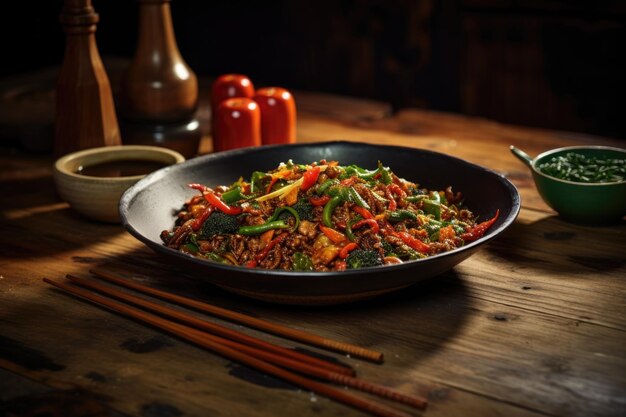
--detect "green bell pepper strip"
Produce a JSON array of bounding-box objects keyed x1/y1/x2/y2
[
  {"x1": 325, "y1": 184, "x2": 349, "y2": 199},
  {"x1": 322, "y1": 195, "x2": 345, "y2": 227},
  {"x1": 250, "y1": 171, "x2": 268, "y2": 193},
  {"x1": 292, "y1": 252, "x2": 314, "y2": 271},
  {"x1": 424, "y1": 221, "x2": 441, "y2": 238},
  {"x1": 339, "y1": 165, "x2": 368, "y2": 179},
  {"x1": 316, "y1": 178, "x2": 340, "y2": 195},
  {"x1": 237, "y1": 220, "x2": 290, "y2": 236},
  {"x1": 345, "y1": 220, "x2": 357, "y2": 242},
  {"x1": 221, "y1": 186, "x2": 252, "y2": 204},
  {"x1": 268, "y1": 206, "x2": 300, "y2": 231},
  {"x1": 377, "y1": 162, "x2": 393, "y2": 184},
  {"x1": 347, "y1": 187, "x2": 370, "y2": 210},
  {"x1": 387, "y1": 209, "x2": 417, "y2": 223},
  {"x1": 422, "y1": 199, "x2": 441, "y2": 220},
  {"x1": 406, "y1": 195, "x2": 427, "y2": 203},
  {"x1": 184, "y1": 242, "x2": 199, "y2": 254},
  {"x1": 356, "y1": 161, "x2": 392, "y2": 184}
]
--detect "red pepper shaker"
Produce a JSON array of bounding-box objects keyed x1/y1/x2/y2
[
  {"x1": 254, "y1": 87, "x2": 296, "y2": 145},
  {"x1": 214, "y1": 98, "x2": 261, "y2": 152}
]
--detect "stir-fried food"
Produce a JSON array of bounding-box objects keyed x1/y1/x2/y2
[{"x1": 161, "y1": 160, "x2": 499, "y2": 271}]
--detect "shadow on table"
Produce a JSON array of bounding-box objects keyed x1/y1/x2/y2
[
  {"x1": 85, "y1": 248, "x2": 471, "y2": 366},
  {"x1": 0, "y1": 202, "x2": 124, "y2": 260},
  {"x1": 0, "y1": 175, "x2": 58, "y2": 211},
  {"x1": 484, "y1": 213, "x2": 626, "y2": 273}
]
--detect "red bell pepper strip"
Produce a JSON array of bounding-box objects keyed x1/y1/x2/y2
[
  {"x1": 395, "y1": 231, "x2": 430, "y2": 253},
  {"x1": 189, "y1": 183, "x2": 243, "y2": 215},
  {"x1": 309, "y1": 195, "x2": 330, "y2": 206},
  {"x1": 301, "y1": 166, "x2": 321, "y2": 191},
  {"x1": 351, "y1": 219, "x2": 379, "y2": 234},
  {"x1": 191, "y1": 206, "x2": 214, "y2": 231},
  {"x1": 319, "y1": 225, "x2": 347, "y2": 244},
  {"x1": 205, "y1": 191, "x2": 243, "y2": 215},
  {"x1": 339, "y1": 242, "x2": 358, "y2": 259},
  {"x1": 461, "y1": 210, "x2": 500, "y2": 242},
  {"x1": 352, "y1": 205, "x2": 374, "y2": 219}
]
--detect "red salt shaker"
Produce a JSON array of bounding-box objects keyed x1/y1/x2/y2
[
  {"x1": 214, "y1": 98, "x2": 261, "y2": 152},
  {"x1": 210, "y1": 74, "x2": 255, "y2": 113},
  {"x1": 254, "y1": 87, "x2": 296, "y2": 145}
]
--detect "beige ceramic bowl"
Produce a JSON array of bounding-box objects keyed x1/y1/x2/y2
[{"x1": 54, "y1": 145, "x2": 185, "y2": 223}]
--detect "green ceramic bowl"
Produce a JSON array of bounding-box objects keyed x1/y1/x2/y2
[{"x1": 510, "y1": 145, "x2": 626, "y2": 225}]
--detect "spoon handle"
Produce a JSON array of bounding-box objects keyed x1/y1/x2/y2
[{"x1": 510, "y1": 146, "x2": 534, "y2": 168}]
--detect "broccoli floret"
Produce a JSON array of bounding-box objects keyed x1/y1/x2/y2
[
  {"x1": 345, "y1": 249, "x2": 383, "y2": 269},
  {"x1": 200, "y1": 211, "x2": 239, "y2": 238},
  {"x1": 284, "y1": 198, "x2": 314, "y2": 221}
]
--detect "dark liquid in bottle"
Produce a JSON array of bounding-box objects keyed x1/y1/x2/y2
[{"x1": 76, "y1": 159, "x2": 168, "y2": 177}]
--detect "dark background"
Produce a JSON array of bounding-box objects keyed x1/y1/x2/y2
[{"x1": 2, "y1": 0, "x2": 626, "y2": 139}]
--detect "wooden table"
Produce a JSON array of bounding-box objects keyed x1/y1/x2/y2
[{"x1": 1, "y1": 92, "x2": 625, "y2": 417}]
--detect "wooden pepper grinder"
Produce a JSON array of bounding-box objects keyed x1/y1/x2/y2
[
  {"x1": 120, "y1": 0, "x2": 198, "y2": 122},
  {"x1": 55, "y1": 0, "x2": 121, "y2": 157}
]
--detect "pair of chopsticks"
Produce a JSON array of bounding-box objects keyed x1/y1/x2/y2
[{"x1": 44, "y1": 268, "x2": 427, "y2": 417}]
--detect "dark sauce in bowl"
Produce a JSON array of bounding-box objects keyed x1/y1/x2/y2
[{"x1": 76, "y1": 159, "x2": 168, "y2": 177}]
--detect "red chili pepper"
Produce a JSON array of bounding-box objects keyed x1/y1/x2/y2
[
  {"x1": 189, "y1": 183, "x2": 210, "y2": 193},
  {"x1": 301, "y1": 166, "x2": 321, "y2": 191},
  {"x1": 385, "y1": 183, "x2": 406, "y2": 211},
  {"x1": 352, "y1": 206, "x2": 374, "y2": 219},
  {"x1": 387, "y1": 184, "x2": 407, "y2": 199},
  {"x1": 335, "y1": 220, "x2": 347, "y2": 229},
  {"x1": 319, "y1": 225, "x2": 347, "y2": 244},
  {"x1": 461, "y1": 210, "x2": 500, "y2": 242},
  {"x1": 335, "y1": 260, "x2": 347, "y2": 271},
  {"x1": 266, "y1": 176, "x2": 279, "y2": 194},
  {"x1": 309, "y1": 195, "x2": 330, "y2": 206},
  {"x1": 191, "y1": 206, "x2": 214, "y2": 231},
  {"x1": 188, "y1": 183, "x2": 243, "y2": 215},
  {"x1": 339, "y1": 242, "x2": 358, "y2": 259},
  {"x1": 245, "y1": 260, "x2": 258, "y2": 268},
  {"x1": 395, "y1": 231, "x2": 430, "y2": 253},
  {"x1": 351, "y1": 219, "x2": 379, "y2": 234},
  {"x1": 255, "y1": 233, "x2": 289, "y2": 263}
]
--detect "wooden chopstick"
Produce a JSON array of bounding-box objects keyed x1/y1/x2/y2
[
  {"x1": 90, "y1": 267, "x2": 384, "y2": 363},
  {"x1": 44, "y1": 278, "x2": 422, "y2": 417},
  {"x1": 66, "y1": 274, "x2": 354, "y2": 376},
  {"x1": 65, "y1": 274, "x2": 427, "y2": 410}
]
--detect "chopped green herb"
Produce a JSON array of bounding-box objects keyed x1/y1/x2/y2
[{"x1": 538, "y1": 153, "x2": 625, "y2": 183}]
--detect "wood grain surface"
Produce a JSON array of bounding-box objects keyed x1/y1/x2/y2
[{"x1": 1, "y1": 93, "x2": 624, "y2": 417}]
